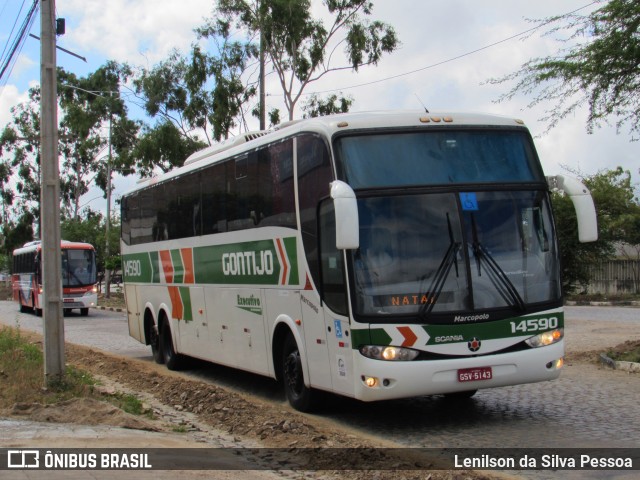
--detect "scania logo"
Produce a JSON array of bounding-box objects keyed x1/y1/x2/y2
[{"x1": 468, "y1": 337, "x2": 481, "y2": 352}]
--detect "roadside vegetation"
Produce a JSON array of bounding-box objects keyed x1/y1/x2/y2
[
  {"x1": 0, "y1": 325, "x2": 147, "y2": 416},
  {"x1": 606, "y1": 340, "x2": 640, "y2": 364}
]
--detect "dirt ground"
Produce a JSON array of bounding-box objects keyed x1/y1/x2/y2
[
  {"x1": 3, "y1": 307, "x2": 639, "y2": 480},
  {"x1": 3, "y1": 337, "x2": 499, "y2": 480}
]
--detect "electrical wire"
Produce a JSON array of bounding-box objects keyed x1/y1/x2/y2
[
  {"x1": 268, "y1": 1, "x2": 599, "y2": 98},
  {"x1": 0, "y1": 0, "x2": 39, "y2": 88}
]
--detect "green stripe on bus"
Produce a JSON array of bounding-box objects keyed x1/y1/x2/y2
[
  {"x1": 179, "y1": 286, "x2": 193, "y2": 322},
  {"x1": 149, "y1": 251, "x2": 160, "y2": 283},
  {"x1": 171, "y1": 249, "x2": 184, "y2": 284}
]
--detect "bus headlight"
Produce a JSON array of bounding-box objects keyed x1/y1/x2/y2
[
  {"x1": 525, "y1": 328, "x2": 564, "y2": 348},
  {"x1": 360, "y1": 345, "x2": 419, "y2": 361}
]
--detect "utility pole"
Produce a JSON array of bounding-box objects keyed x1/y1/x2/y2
[
  {"x1": 258, "y1": 0, "x2": 266, "y2": 130},
  {"x1": 104, "y1": 98, "x2": 113, "y2": 298},
  {"x1": 259, "y1": 33, "x2": 265, "y2": 130},
  {"x1": 40, "y1": 0, "x2": 65, "y2": 385}
]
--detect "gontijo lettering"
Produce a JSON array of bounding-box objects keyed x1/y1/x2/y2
[{"x1": 222, "y1": 250, "x2": 274, "y2": 276}]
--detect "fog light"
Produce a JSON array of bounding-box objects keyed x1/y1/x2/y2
[{"x1": 363, "y1": 376, "x2": 379, "y2": 388}]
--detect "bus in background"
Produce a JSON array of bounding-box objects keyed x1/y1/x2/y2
[
  {"x1": 121, "y1": 111, "x2": 597, "y2": 411},
  {"x1": 12, "y1": 240, "x2": 98, "y2": 316}
]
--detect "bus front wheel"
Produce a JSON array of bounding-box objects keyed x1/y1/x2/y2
[{"x1": 282, "y1": 332, "x2": 315, "y2": 412}]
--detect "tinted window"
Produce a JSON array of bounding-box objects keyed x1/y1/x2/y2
[{"x1": 334, "y1": 130, "x2": 543, "y2": 188}]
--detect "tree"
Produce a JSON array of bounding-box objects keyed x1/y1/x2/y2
[
  {"x1": 214, "y1": 0, "x2": 399, "y2": 120},
  {"x1": 58, "y1": 62, "x2": 139, "y2": 219},
  {"x1": 302, "y1": 92, "x2": 354, "y2": 118},
  {"x1": 0, "y1": 63, "x2": 138, "y2": 236},
  {"x1": 552, "y1": 167, "x2": 640, "y2": 293},
  {"x1": 492, "y1": 0, "x2": 640, "y2": 138},
  {"x1": 0, "y1": 89, "x2": 42, "y2": 229}
]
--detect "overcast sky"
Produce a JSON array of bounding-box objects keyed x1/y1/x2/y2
[{"x1": 1, "y1": 0, "x2": 638, "y2": 213}]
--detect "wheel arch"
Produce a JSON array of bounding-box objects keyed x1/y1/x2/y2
[{"x1": 271, "y1": 317, "x2": 309, "y2": 386}]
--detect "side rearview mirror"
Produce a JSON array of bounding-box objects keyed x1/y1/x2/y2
[{"x1": 330, "y1": 180, "x2": 359, "y2": 250}]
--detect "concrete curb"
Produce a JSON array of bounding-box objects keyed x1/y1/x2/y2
[
  {"x1": 565, "y1": 300, "x2": 640, "y2": 307},
  {"x1": 599, "y1": 353, "x2": 640, "y2": 373},
  {"x1": 94, "y1": 306, "x2": 125, "y2": 313}
]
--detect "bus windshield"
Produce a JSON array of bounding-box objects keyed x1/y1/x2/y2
[
  {"x1": 352, "y1": 191, "x2": 560, "y2": 322},
  {"x1": 334, "y1": 130, "x2": 544, "y2": 187},
  {"x1": 62, "y1": 249, "x2": 97, "y2": 287},
  {"x1": 351, "y1": 191, "x2": 561, "y2": 321}
]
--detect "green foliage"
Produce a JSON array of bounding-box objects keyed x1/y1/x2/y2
[
  {"x1": 130, "y1": 121, "x2": 206, "y2": 176},
  {"x1": 552, "y1": 167, "x2": 640, "y2": 293},
  {"x1": 131, "y1": 31, "x2": 257, "y2": 158},
  {"x1": 2, "y1": 211, "x2": 35, "y2": 261},
  {"x1": 0, "y1": 62, "x2": 138, "y2": 242},
  {"x1": 492, "y1": 0, "x2": 640, "y2": 138},
  {"x1": 302, "y1": 93, "x2": 354, "y2": 118},
  {"x1": 216, "y1": 0, "x2": 399, "y2": 120}
]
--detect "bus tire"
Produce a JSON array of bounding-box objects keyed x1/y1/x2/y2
[
  {"x1": 160, "y1": 316, "x2": 184, "y2": 371},
  {"x1": 80, "y1": 308, "x2": 89, "y2": 316},
  {"x1": 149, "y1": 321, "x2": 164, "y2": 364},
  {"x1": 282, "y1": 332, "x2": 315, "y2": 412}
]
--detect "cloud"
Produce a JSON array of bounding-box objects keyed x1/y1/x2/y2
[
  {"x1": 0, "y1": 84, "x2": 31, "y2": 127},
  {"x1": 61, "y1": 0, "x2": 214, "y2": 66}
]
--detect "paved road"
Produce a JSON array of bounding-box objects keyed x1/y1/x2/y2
[{"x1": 1, "y1": 301, "x2": 639, "y2": 479}]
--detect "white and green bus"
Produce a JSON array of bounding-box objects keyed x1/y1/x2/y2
[{"x1": 121, "y1": 111, "x2": 597, "y2": 411}]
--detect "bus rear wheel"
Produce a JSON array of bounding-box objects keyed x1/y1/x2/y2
[
  {"x1": 282, "y1": 332, "x2": 315, "y2": 412},
  {"x1": 160, "y1": 317, "x2": 184, "y2": 371},
  {"x1": 149, "y1": 322, "x2": 164, "y2": 364}
]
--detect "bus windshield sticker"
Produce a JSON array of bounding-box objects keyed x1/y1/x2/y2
[{"x1": 460, "y1": 192, "x2": 479, "y2": 211}]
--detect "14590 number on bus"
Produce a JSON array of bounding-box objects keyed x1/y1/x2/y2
[
  {"x1": 510, "y1": 316, "x2": 559, "y2": 334},
  {"x1": 124, "y1": 259, "x2": 142, "y2": 278}
]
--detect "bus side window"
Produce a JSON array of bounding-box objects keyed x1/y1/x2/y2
[
  {"x1": 297, "y1": 134, "x2": 333, "y2": 291},
  {"x1": 318, "y1": 199, "x2": 348, "y2": 315}
]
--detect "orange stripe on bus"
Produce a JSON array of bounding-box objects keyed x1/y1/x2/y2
[
  {"x1": 168, "y1": 286, "x2": 183, "y2": 320},
  {"x1": 159, "y1": 250, "x2": 174, "y2": 283},
  {"x1": 181, "y1": 248, "x2": 194, "y2": 284}
]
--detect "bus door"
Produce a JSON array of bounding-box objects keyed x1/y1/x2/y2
[
  {"x1": 299, "y1": 289, "x2": 333, "y2": 391},
  {"x1": 318, "y1": 200, "x2": 354, "y2": 396}
]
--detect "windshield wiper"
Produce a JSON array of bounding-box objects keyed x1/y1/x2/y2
[
  {"x1": 419, "y1": 214, "x2": 460, "y2": 319},
  {"x1": 471, "y1": 215, "x2": 525, "y2": 311}
]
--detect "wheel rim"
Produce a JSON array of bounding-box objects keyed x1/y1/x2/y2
[{"x1": 284, "y1": 349, "x2": 303, "y2": 399}]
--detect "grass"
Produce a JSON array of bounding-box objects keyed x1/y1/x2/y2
[
  {"x1": 606, "y1": 346, "x2": 640, "y2": 364},
  {"x1": 0, "y1": 326, "x2": 150, "y2": 418}
]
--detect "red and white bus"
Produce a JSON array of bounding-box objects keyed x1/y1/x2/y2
[{"x1": 12, "y1": 240, "x2": 98, "y2": 316}]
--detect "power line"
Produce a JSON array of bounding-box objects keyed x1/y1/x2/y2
[
  {"x1": 0, "y1": 0, "x2": 28, "y2": 65},
  {"x1": 0, "y1": 0, "x2": 39, "y2": 87},
  {"x1": 270, "y1": 1, "x2": 599, "y2": 98}
]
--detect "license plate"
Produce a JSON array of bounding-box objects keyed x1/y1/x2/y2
[
  {"x1": 63, "y1": 298, "x2": 73, "y2": 303},
  {"x1": 458, "y1": 366, "x2": 492, "y2": 382}
]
